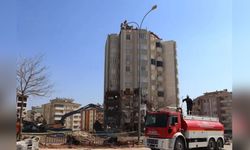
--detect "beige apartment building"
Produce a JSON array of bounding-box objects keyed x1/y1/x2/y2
[
  {"x1": 42, "y1": 98, "x2": 81, "y2": 131},
  {"x1": 192, "y1": 89, "x2": 232, "y2": 135},
  {"x1": 104, "y1": 22, "x2": 179, "y2": 131}
]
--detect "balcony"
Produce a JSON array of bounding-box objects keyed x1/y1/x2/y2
[
  {"x1": 54, "y1": 107, "x2": 64, "y2": 110},
  {"x1": 54, "y1": 112, "x2": 64, "y2": 115},
  {"x1": 73, "y1": 113, "x2": 81, "y2": 116},
  {"x1": 73, "y1": 126, "x2": 81, "y2": 131},
  {"x1": 73, "y1": 118, "x2": 81, "y2": 121},
  {"x1": 54, "y1": 117, "x2": 61, "y2": 120}
]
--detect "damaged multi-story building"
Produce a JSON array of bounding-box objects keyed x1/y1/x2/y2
[
  {"x1": 104, "y1": 22, "x2": 179, "y2": 131},
  {"x1": 192, "y1": 89, "x2": 232, "y2": 136}
]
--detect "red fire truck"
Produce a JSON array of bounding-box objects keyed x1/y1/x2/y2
[{"x1": 144, "y1": 108, "x2": 224, "y2": 150}]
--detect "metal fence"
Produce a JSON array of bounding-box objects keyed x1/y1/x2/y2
[
  {"x1": 22, "y1": 132, "x2": 69, "y2": 146},
  {"x1": 22, "y1": 131, "x2": 139, "y2": 147}
]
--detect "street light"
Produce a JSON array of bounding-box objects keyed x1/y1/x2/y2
[{"x1": 127, "y1": 4, "x2": 157, "y2": 143}]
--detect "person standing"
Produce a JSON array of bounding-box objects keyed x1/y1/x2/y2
[
  {"x1": 16, "y1": 118, "x2": 21, "y2": 140},
  {"x1": 182, "y1": 95, "x2": 193, "y2": 115}
]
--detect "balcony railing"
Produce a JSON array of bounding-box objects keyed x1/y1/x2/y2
[
  {"x1": 54, "y1": 117, "x2": 61, "y2": 120},
  {"x1": 54, "y1": 107, "x2": 64, "y2": 110},
  {"x1": 54, "y1": 112, "x2": 64, "y2": 115}
]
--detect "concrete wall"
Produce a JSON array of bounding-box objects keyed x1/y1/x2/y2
[{"x1": 162, "y1": 41, "x2": 179, "y2": 107}]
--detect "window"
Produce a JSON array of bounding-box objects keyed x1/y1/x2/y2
[
  {"x1": 141, "y1": 82, "x2": 148, "y2": 87},
  {"x1": 151, "y1": 59, "x2": 156, "y2": 65},
  {"x1": 126, "y1": 34, "x2": 131, "y2": 40},
  {"x1": 157, "y1": 91, "x2": 164, "y2": 97},
  {"x1": 140, "y1": 55, "x2": 148, "y2": 60},
  {"x1": 54, "y1": 115, "x2": 62, "y2": 118},
  {"x1": 169, "y1": 115, "x2": 178, "y2": 125},
  {"x1": 141, "y1": 66, "x2": 146, "y2": 71},
  {"x1": 18, "y1": 97, "x2": 27, "y2": 102},
  {"x1": 156, "y1": 42, "x2": 161, "y2": 48},
  {"x1": 157, "y1": 61, "x2": 163, "y2": 67},
  {"x1": 140, "y1": 44, "x2": 147, "y2": 50},
  {"x1": 141, "y1": 71, "x2": 148, "y2": 77},
  {"x1": 145, "y1": 113, "x2": 168, "y2": 127},
  {"x1": 126, "y1": 66, "x2": 130, "y2": 72},
  {"x1": 126, "y1": 55, "x2": 131, "y2": 64},
  {"x1": 17, "y1": 103, "x2": 27, "y2": 107},
  {"x1": 141, "y1": 60, "x2": 148, "y2": 65},
  {"x1": 125, "y1": 82, "x2": 131, "y2": 87},
  {"x1": 139, "y1": 33, "x2": 146, "y2": 40},
  {"x1": 54, "y1": 104, "x2": 64, "y2": 108}
]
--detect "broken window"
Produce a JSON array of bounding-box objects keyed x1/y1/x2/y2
[
  {"x1": 17, "y1": 103, "x2": 27, "y2": 107},
  {"x1": 157, "y1": 61, "x2": 163, "y2": 67},
  {"x1": 156, "y1": 42, "x2": 161, "y2": 48},
  {"x1": 126, "y1": 66, "x2": 130, "y2": 72},
  {"x1": 151, "y1": 59, "x2": 156, "y2": 65},
  {"x1": 157, "y1": 91, "x2": 164, "y2": 97},
  {"x1": 126, "y1": 34, "x2": 131, "y2": 40}
]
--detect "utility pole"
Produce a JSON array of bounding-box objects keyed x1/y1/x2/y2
[{"x1": 127, "y1": 5, "x2": 157, "y2": 143}]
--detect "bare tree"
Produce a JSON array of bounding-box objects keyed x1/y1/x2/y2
[
  {"x1": 16, "y1": 55, "x2": 53, "y2": 140},
  {"x1": 17, "y1": 55, "x2": 53, "y2": 97}
]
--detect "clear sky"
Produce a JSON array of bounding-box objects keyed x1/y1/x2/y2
[{"x1": 1, "y1": 0, "x2": 234, "y2": 109}]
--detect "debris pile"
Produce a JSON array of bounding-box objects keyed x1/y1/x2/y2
[
  {"x1": 66, "y1": 131, "x2": 138, "y2": 147},
  {"x1": 68, "y1": 131, "x2": 96, "y2": 145},
  {"x1": 16, "y1": 136, "x2": 40, "y2": 150}
]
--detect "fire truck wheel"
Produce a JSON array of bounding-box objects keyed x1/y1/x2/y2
[
  {"x1": 174, "y1": 137, "x2": 185, "y2": 150},
  {"x1": 216, "y1": 138, "x2": 223, "y2": 150},
  {"x1": 207, "y1": 139, "x2": 216, "y2": 150}
]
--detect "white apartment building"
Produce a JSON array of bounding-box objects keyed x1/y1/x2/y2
[
  {"x1": 42, "y1": 98, "x2": 81, "y2": 131},
  {"x1": 104, "y1": 22, "x2": 179, "y2": 131}
]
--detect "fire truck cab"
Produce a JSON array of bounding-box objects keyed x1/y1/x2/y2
[{"x1": 144, "y1": 108, "x2": 224, "y2": 150}]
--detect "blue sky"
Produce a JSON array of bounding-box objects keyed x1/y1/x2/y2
[{"x1": 1, "y1": 0, "x2": 234, "y2": 109}]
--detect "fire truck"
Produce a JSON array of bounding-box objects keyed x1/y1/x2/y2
[{"x1": 144, "y1": 108, "x2": 224, "y2": 150}]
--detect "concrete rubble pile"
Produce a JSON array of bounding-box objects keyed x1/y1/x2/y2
[
  {"x1": 69, "y1": 131, "x2": 104, "y2": 145},
  {"x1": 68, "y1": 131, "x2": 138, "y2": 147},
  {"x1": 16, "y1": 136, "x2": 40, "y2": 150}
]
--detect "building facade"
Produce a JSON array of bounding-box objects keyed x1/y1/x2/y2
[
  {"x1": 104, "y1": 22, "x2": 179, "y2": 131},
  {"x1": 80, "y1": 104, "x2": 104, "y2": 132},
  {"x1": 192, "y1": 89, "x2": 232, "y2": 134},
  {"x1": 16, "y1": 93, "x2": 28, "y2": 119},
  {"x1": 42, "y1": 98, "x2": 81, "y2": 131},
  {"x1": 25, "y1": 106, "x2": 43, "y2": 122}
]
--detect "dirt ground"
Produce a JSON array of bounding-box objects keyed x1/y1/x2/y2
[{"x1": 40, "y1": 144, "x2": 232, "y2": 150}]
